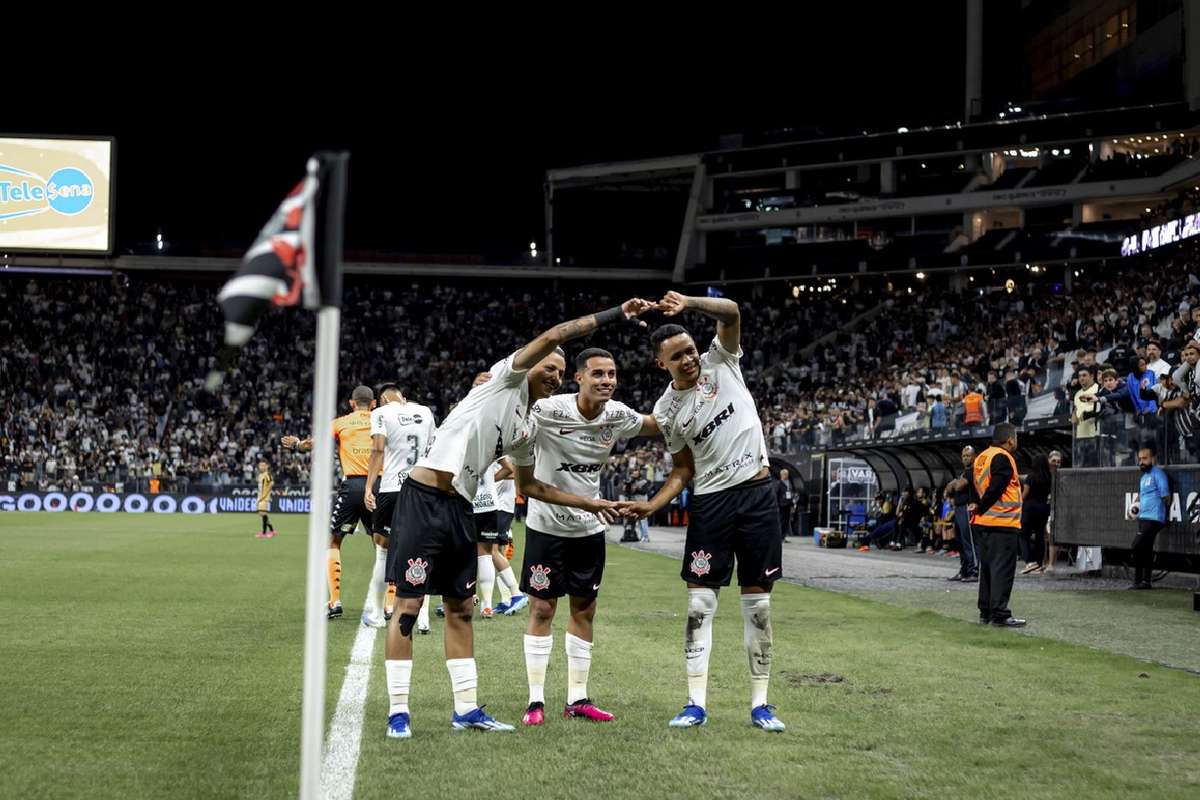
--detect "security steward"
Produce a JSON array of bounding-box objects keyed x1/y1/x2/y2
[{"x1": 969, "y1": 422, "x2": 1026, "y2": 628}]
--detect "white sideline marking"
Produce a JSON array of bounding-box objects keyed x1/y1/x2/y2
[{"x1": 321, "y1": 592, "x2": 380, "y2": 800}]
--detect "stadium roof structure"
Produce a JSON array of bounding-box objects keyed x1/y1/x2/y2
[{"x1": 546, "y1": 102, "x2": 1200, "y2": 284}]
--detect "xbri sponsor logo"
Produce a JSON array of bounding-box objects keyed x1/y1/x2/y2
[
  {"x1": 692, "y1": 402, "x2": 735, "y2": 446},
  {"x1": 556, "y1": 463, "x2": 602, "y2": 474}
]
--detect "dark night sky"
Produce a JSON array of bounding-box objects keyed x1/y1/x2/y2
[{"x1": 14, "y1": 9, "x2": 974, "y2": 260}]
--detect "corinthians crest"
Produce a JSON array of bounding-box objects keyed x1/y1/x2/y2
[
  {"x1": 405, "y1": 557, "x2": 429, "y2": 586},
  {"x1": 689, "y1": 550, "x2": 713, "y2": 577},
  {"x1": 529, "y1": 564, "x2": 552, "y2": 591}
]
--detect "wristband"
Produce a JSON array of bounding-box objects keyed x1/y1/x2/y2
[{"x1": 594, "y1": 305, "x2": 625, "y2": 326}]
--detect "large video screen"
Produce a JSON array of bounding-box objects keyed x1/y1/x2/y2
[{"x1": 0, "y1": 136, "x2": 114, "y2": 254}]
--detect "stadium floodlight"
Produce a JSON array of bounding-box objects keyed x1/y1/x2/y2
[
  {"x1": 1012, "y1": 106, "x2": 1022, "y2": 112},
  {"x1": 916, "y1": 272, "x2": 926, "y2": 279},
  {"x1": 920, "y1": 162, "x2": 926, "y2": 168},
  {"x1": 529, "y1": 241, "x2": 536, "y2": 251},
  {"x1": 556, "y1": 257, "x2": 561, "y2": 264},
  {"x1": 792, "y1": 286, "x2": 800, "y2": 298},
  {"x1": 897, "y1": 127, "x2": 909, "y2": 133}
]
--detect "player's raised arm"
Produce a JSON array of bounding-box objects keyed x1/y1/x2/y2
[
  {"x1": 515, "y1": 464, "x2": 619, "y2": 524},
  {"x1": 657, "y1": 291, "x2": 741, "y2": 356},
  {"x1": 615, "y1": 446, "x2": 694, "y2": 521},
  {"x1": 512, "y1": 298, "x2": 654, "y2": 372}
]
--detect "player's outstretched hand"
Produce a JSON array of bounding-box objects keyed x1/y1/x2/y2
[
  {"x1": 583, "y1": 497, "x2": 621, "y2": 524},
  {"x1": 621, "y1": 298, "x2": 654, "y2": 327},
  {"x1": 281, "y1": 435, "x2": 300, "y2": 449},
  {"x1": 364, "y1": 487, "x2": 376, "y2": 512},
  {"x1": 614, "y1": 500, "x2": 653, "y2": 521},
  {"x1": 655, "y1": 291, "x2": 688, "y2": 317}
]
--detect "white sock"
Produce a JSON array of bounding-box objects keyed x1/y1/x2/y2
[
  {"x1": 476, "y1": 555, "x2": 496, "y2": 610},
  {"x1": 385, "y1": 659, "x2": 412, "y2": 715},
  {"x1": 565, "y1": 632, "x2": 593, "y2": 704},
  {"x1": 685, "y1": 588, "x2": 718, "y2": 708},
  {"x1": 498, "y1": 566, "x2": 520, "y2": 597},
  {"x1": 446, "y1": 658, "x2": 478, "y2": 716},
  {"x1": 417, "y1": 595, "x2": 430, "y2": 629},
  {"x1": 741, "y1": 593, "x2": 773, "y2": 709},
  {"x1": 497, "y1": 579, "x2": 513, "y2": 604},
  {"x1": 524, "y1": 634, "x2": 553, "y2": 705},
  {"x1": 368, "y1": 545, "x2": 387, "y2": 618}
]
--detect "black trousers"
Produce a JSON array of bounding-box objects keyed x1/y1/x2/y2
[
  {"x1": 1020, "y1": 501, "x2": 1051, "y2": 566},
  {"x1": 778, "y1": 505, "x2": 793, "y2": 539},
  {"x1": 975, "y1": 525, "x2": 1020, "y2": 622},
  {"x1": 1132, "y1": 519, "x2": 1164, "y2": 585}
]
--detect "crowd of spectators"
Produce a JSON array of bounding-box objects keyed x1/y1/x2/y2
[
  {"x1": 0, "y1": 275, "x2": 857, "y2": 492},
  {"x1": 768, "y1": 234, "x2": 1200, "y2": 459},
  {"x1": 4, "y1": 220, "x2": 1199, "y2": 494}
]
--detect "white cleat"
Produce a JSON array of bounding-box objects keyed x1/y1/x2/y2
[{"x1": 361, "y1": 611, "x2": 386, "y2": 629}]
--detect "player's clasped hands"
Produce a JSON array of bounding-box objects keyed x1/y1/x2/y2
[
  {"x1": 655, "y1": 291, "x2": 688, "y2": 316},
  {"x1": 613, "y1": 499, "x2": 653, "y2": 520}
]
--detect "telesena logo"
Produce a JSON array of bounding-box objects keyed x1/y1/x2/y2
[{"x1": 0, "y1": 164, "x2": 95, "y2": 220}]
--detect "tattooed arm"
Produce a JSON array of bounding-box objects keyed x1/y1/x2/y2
[{"x1": 512, "y1": 298, "x2": 654, "y2": 371}]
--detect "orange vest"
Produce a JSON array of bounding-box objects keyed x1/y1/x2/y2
[
  {"x1": 971, "y1": 446, "x2": 1022, "y2": 529},
  {"x1": 963, "y1": 393, "x2": 985, "y2": 424}
]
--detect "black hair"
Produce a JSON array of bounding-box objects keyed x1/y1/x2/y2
[
  {"x1": 650, "y1": 324, "x2": 690, "y2": 355},
  {"x1": 575, "y1": 348, "x2": 615, "y2": 371},
  {"x1": 377, "y1": 383, "x2": 402, "y2": 396}
]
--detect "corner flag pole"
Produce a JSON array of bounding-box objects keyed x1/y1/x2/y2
[{"x1": 299, "y1": 153, "x2": 349, "y2": 800}]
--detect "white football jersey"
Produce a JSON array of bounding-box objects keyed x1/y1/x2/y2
[
  {"x1": 495, "y1": 468, "x2": 516, "y2": 514},
  {"x1": 473, "y1": 460, "x2": 499, "y2": 513},
  {"x1": 416, "y1": 353, "x2": 536, "y2": 501},
  {"x1": 519, "y1": 394, "x2": 644, "y2": 537},
  {"x1": 369, "y1": 401, "x2": 436, "y2": 493},
  {"x1": 653, "y1": 336, "x2": 770, "y2": 495}
]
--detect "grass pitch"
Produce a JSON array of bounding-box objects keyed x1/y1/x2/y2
[{"x1": 1, "y1": 513, "x2": 1198, "y2": 799}]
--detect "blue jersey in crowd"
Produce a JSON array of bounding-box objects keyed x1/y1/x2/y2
[{"x1": 1138, "y1": 466, "x2": 1170, "y2": 523}]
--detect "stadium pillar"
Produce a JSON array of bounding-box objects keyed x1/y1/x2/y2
[
  {"x1": 1186, "y1": 0, "x2": 1200, "y2": 110},
  {"x1": 880, "y1": 160, "x2": 896, "y2": 194},
  {"x1": 674, "y1": 162, "x2": 707, "y2": 283},
  {"x1": 965, "y1": 0, "x2": 984, "y2": 121}
]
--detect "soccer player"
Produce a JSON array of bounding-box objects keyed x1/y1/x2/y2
[
  {"x1": 255, "y1": 460, "x2": 276, "y2": 539},
  {"x1": 363, "y1": 384, "x2": 436, "y2": 629},
  {"x1": 281, "y1": 385, "x2": 376, "y2": 620},
  {"x1": 616, "y1": 291, "x2": 786, "y2": 732},
  {"x1": 490, "y1": 459, "x2": 526, "y2": 615},
  {"x1": 381, "y1": 299, "x2": 651, "y2": 739},
  {"x1": 474, "y1": 457, "x2": 526, "y2": 618},
  {"x1": 516, "y1": 346, "x2": 660, "y2": 726}
]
